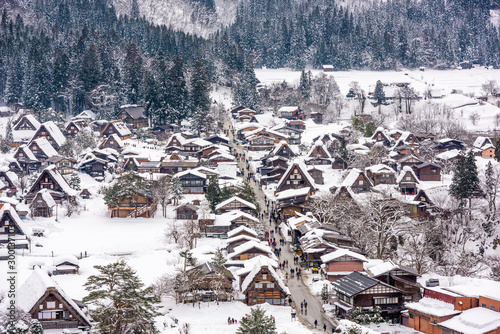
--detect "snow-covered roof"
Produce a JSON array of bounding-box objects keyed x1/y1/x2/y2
[
  {"x1": 438, "y1": 307, "x2": 500, "y2": 334},
  {"x1": 18, "y1": 268, "x2": 91, "y2": 326},
  {"x1": 227, "y1": 225, "x2": 259, "y2": 238},
  {"x1": 31, "y1": 137, "x2": 58, "y2": 157},
  {"x1": 174, "y1": 169, "x2": 207, "y2": 179},
  {"x1": 320, "y1": 249, "x2": 368, "y2": 264},
  {"x1": 72, "y1": 109, "x2": 96, "y2": 120},
  {"x1": 365, "y1": 260, "x2": 398, "y2": 277},
  {"x1": 228, "y1": 240, "x2": 273, "y2": 260},
  {"x1": 276, "y1": 187, "x2": 310, "y2": 201},
  {"x1": 278, "y1": 106, "x2": 299, "y2": 112},
  {"x1": 270, "y1": 141, "x2": 296, "y2": 156},
  {"x1": 35, "y1": 165, "x2": 76, "y2": 196},
  {"x1": 40, "y1": 121, "x2": 66, "y2": 147},
  {"x1": 106, "y1": 120, "x2": 132, "y2": 137},
  {"x1": 473, "y1": 136, "x2": 492, "y2": 149},
  {"x1": 53, "y1": 255, "x2": 79, "y2": 267},
  {"x1": 35, "y1": 188, "x2": 56, "y2": 208},
  {"x1": 241, "y1": 257, "x2": 290, "y2": 295},
  {"x1": 435, "y1": 149, "x2": 461, "y2": 161},
  {"x1": 0, "y1": 203, "x2": 31, "y2": 237},
  {"x1": 405, "y1": 297, "x2": 460, "y2": 318},
  {"x1": 276, "y1": 161, "x2": 316, "y2": 191},
  {"x1": 19, "y1": 114, "x2": 41, "y2": 129},
  {"x1": 16, "y1": 145, "x2": 37, "y2": 161},
  {"x1": 396, "y1": 166, "x2": 420, "y2": 184},
  {"x1": 220, "y1": 210, "x2": 259, "y2": 223},
  {"x1": 341, "y1": 168, "x2": 372, "y2": 188},
  {"x1": 306, "y1": 141, "x2": 331, "y2": 158},
  {"x1": 226, "y1": 234, "x2": 260, "y2": 245},
  {"x1": 365, "y1": 164, "x2": 395, "y2": 174},
  {"x1": 215, "y1": 196, "x2": 257, "y2": 211}
]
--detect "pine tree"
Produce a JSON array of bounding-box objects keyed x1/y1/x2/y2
[
  {"x1": 166, "y1": 57, "x2": 188, "y2": 123},
  {"x1": 81, "y1": 44, "x2": 101, "y2": 93},
  {"x1": 122, "y1": 43, "x2": 143, "y2": 104},
  {"x1": 205, "y1": 176, "x2": 221, "y2": 212},
  {"x1": 4, "y1": 59, "x2": 23, "y2": 104},
  {"x1": 69, "y1": 172, "x2": 81, "y2": 191},
  {"x1": 5, "y1": 121, "x2": 13, "y2": 147},
  {"x1": 211, "y1": 247, "x2": 227, "y2": 267},
  {"x1": 104, "y1": 183, "x2": 122, "y2": 217},
  {"x1": 190, "y1": 60, "x2": 211, "y2": 114},
  {"x1": 30, "y1": 319, "x2": 44, "y2": 334},
  {"x1": 83, "y1": 260, "x2": 161, "y2": 334},
  {"x1": 179, "y1": 249, "x2": 196, "y2": 271},
  {"x1": 449, "y1": 150, "x2": 479, "y2": 209},
  {"x1": 373, "y1": 80, "x2": 385, "y2": 104},
  {"x1": 237, "y1": 181, "x2": 261, "y2": 215},
  {"x1": 299, "y1": 70, "x2": 311, "y2": 101},
  {"x1": 130, "y1": 0, "x2": 140, "y2": 19},
  {"x1": 169, "y1": 176, "x2": 184, "y2": 205},
  {"x1": 236, "y1": 306, "x2": 277, "y2": 334}
]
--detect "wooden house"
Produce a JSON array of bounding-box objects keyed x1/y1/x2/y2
[
  {"x1": 287, "y1": 120, "x2": 306, "y2": 130},
  {"x1": 181, "y1": 138, "x2": 212, "y2": 157},
  {"x1": 218, "y1": 210, "x2": 260, "y2": 230},
  {"x1": 323, "y1": 65, "x2": 334, "y2": 72},
  {"x1": 29, "y1": 138, "x2": 59, "y2": 162},
  {"x1": 437, "y1": 307, "x2": 500, "y2": 334},
  {"x1": 307, "y1": 167, "x2": 324, "y2": 185},
  {"x1": 237, "y1": 108, "x2": 256, "y2": 118},
  {"x1": 371, "y1": 128, "x2": 391, "y2": 146},
  {"x1": 160, "y1": 153, "x2": 198, "y2": 174},
  {"x1": 236, "y1": 124, "x2": 263, "y2": 140},
  {"x1": 320, "y1": 249, "x2": 368, "y2": 282},
  {"x1": 14, "y1": 114, "x2": 41, "y2": 131},
  {"x1": 71, "y1": 109, "x2": 96, "y2": 124},
  {"x1": 0, "y1": 167, "x2": 19, "y2": 197},
  {"x1": 18, "y1": 268, "x2": 91, "y2": 330},
  {"x1": 45, "y1": 156, "x2": 76, "y2": 175},
  {"x1": 269, "y1": 141, "x2": 296, "y2": 159},
  {"x1": 185, "y1": 262, "x2": 234, "y2": 302},
  {"x1": 397, "y1": 166, "x2": 420, "y2": 195},
  {"x1": 230, "y1": 105, "x2": 247, "y2": 118},
  {"x1": 26, "y1": 166, "x2": 75, "y2": 204},
  {"x1": 310, "y1": 111, "x2": 323, "y2": 124},
  {"x1": 52, "y1": 255, "x2": 80, "y2": 275},
  {"x1": 365, "y1": 164, "x2": 396, "y2": 186},
  {"x1": 275, "y1": 162, "x2": 315, "y2": 194},
  {"x1": 0, "y1": 203, "x2": 30, "y2": 249},
  {"x1": 272, "y1": 124, "x2": 303, "y2": 145},
  {"x1": 80, "y1": 189, "x2": 91, "y2": 199},
  {"x1": 31, "y1": 121, "x2": 66, "y2": 151},
  {"x1": 414, "y1": 162, "x2": 441, "y2": 181},
  {"x1": 226, "y1": 234, "x2": 260, "y2": 253},
  {"x1": 341, "y1": 168, "x2": 373, "y2": 194},
  {"x1": 215, "y1": 196, "x2": 257, "y2": 214},
  {"x1": 278, "y1": 106, "x2": 303, "y2": 120},
  {"x1": 175, "y1": 170, "x2": 207, "y2": 194},
  {"x1": 100, "y1": 120, "x2": 132, "y2": 140},
  {"x1": 226, "y1": 226, "x2": 259, "y2": 239},
  {"x1": 109, "y1": 190, "x2": 156, "y2": 218},
  {"x1": 247, "y1": 134, "x2": 276, "y2": 151},
  {"x1": 397, "y1": 152, "x2": 425, "y2": 169},
  {"x1": 175, "y1": 203, "x2": 199, "y2": 220},
  {"x1": 241, "y1": 263, "x2": 289, "y2": 306},
  {"x1": 227, "y1": 241, "x2": 274, "y2": 261},
  {"x1": 331, "y1": 271, "x2": 405, "y2": 321},
  {"x1": 99, "y1": 134, "x2": 124, "y2": 152},
  {"x1": 30, "y1": 189, "x2": 56, "y2": 217},
  {"x1": 65, "y1": 121, "x2": 81, "y2": 137},
  {"x1": 473, "y1": 136, "x2": 493, "y2": 150},
  {"x1": 367, "y1": 260, "x2": 422, "y2": 304},
  {"x1": 477, "y1": 144, "x2": 496, "y2": 158},
  {"x1": 78, "y1": 154, "x2": 108, "y2": 178},
  {"x1": 305, "y1": 142, "x2": 331, "y2": 165},
  {"x1": 13, "y1": 145, "x2": 40, "y2": 174},
  {"x1": 436, "y1": 138, "x2": 465, "y2": 152},
  {"x1": 117, "y1": 105, "x2": 148, "y2": 129}
]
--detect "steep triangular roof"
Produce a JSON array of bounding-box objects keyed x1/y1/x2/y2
[
  {"x1": 396, "y1": 166, "x2": 420, "y2": 184},
  {"x1": 241, "y1": 260, "x2": 290, "y2": 295},
  {"x1": 18, "y1": 268, "x2": 91, "y2": 328},
  {"x1": 227, "y1": 225, "x2": 259, "y2": 238},
  {"x1": 276, "y1": 161, "x2": 316, "y2": 192},
  {"x1": 14, "y1": 114, "x2": 41, "y2": 131},
  {"x1": 306, "y1": 141, "x2": 331, "y2": 159},
  {"x1": 320, "y1": 248, "x2": 368, "y2": 263},
  {"x1": 32, "y1": 121, "x2": 66, "y2": 149},
  {"x1": 28, "y1": 165, "x2": 76, "y2": 196},
  {"x1": 0, "y1": 203, "x2": 31, "y2": 237},
  {"x1": 215, "y1": 196, "x2": 257, "y2": 211}
]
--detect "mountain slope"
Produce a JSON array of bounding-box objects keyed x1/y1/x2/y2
[{"x1": 111, "y1": 0, "x2": 240, "y2": 37}]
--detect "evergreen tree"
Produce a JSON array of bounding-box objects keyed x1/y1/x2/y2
[
  {"x1": 122, "y1": 43, "x2": 143, "y2": 104},
  {"x1": 167, "y1": 57, "x2": 188, "y2": 123},
  {"x1": 299, "y1": 70, "x2": 311, "y2": 101},
  {"x1": 232, "y1": 58, "x2": 258, "y2": 109},
  {"x1": 237, "y1": 181, "x2": 261, "y2": 215},
  {"x1": 83, "y1": 260, "x2": 161, "y2": 334},
  {"x1": 373, "y1": 80, "x2": 385, "y2": 104},
  {"x1": 69, "y1": 172, "x2": 81, "y2": 191},
  {"x1": 30, "y1": 320, "x2": 44, "y2": 334},
  {"x1": 211, "y1": 247, "x2": 227, "y2": 267},
  {"x1": 5, "y1": 121, "x2": 13, "y2": 147},
  {"x1": 52, "y1": 51, "x2": 70, "y2": 113},
  {"x1": 104, "y1": 183, "x2": 122, "y2": 217},
  {"x1": 190, "y1": 60, "x2": 211, "y2": 114},
  {"x1": 169, "y1": 176, "x2": 184, "y2": 205},
  {"x1": 130, "y1": 0, "x2": 140, "y2": 19},
  {"x1": 236, "y1": 306, "x2": 277, "y2": 334},
  {"x1": 449, "y1": 150, "x2": 479, "y2": 209},
  {"x1": 179, "y1": 249, "x2": 196, "y2": 271},
  {"x1": 205, "y1": 176, "x2": 222, "y2": 212},
  {"x1": 81, "y1": 44, "x2": 101, "y2": 93},
  {"x1": 4, "y1": 59, "x2": 23, "y2": 104}
]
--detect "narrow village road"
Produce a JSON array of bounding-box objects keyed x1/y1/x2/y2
[{"x1": 223, "y1": 116, "x2": 338, "y2": 333}]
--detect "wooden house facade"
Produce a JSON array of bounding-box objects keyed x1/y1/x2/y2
[
  {"x1": 117, "y1": 105, "x2": 148, "y2": 129},
  {"x1": 175, "y1": 203, "x2": 199, "y2": 220},
  {"x1": 365, "y1": 164, "x2": 397, "y2": 186},
  {"x1": 14, "y1": 114, "x2": 40, "y2": 131},
  {"x1": 99, "y1": 134, "x2": 124, "y2": 152},
  {"x1": 176, "y1": 170, "x2": 207, "y2": 194},
  {"x1": 414, "y1": 162, "x2": 441, "y2": 182},
  {"x1": 30, "y1": 189, "x2": 56, "y2": 217},
  {"x1": 0, "y1": 203, "x2": 30, "y2": 249},
  {"x1": 19, "y1": 269, "x2": 91, "y2": 330},
  {"x1": 215, "y1": 196, "x2": 257, "y2": 214},
  {"x1": 275, "y1": 162, "x2": 315, "y2": 194},
  {"x1": 109, "y1": 191, "x2": 156, "y2": 218},
  {"x1": 26, "y1": 166, "x2": 74, "y2": 203},
  {"x1": 397, "y1": 166, "x2": 420, "y2": 195},
  {"x1": 31, "y1": 121, "x2": 66, "y2": 151},
  {"x1": 65, "y1": 121, "x2": 81, "y2": 137},
  {"x1": 242, "y1": 265, "x2": 289, "y2": 306},
  {"x1": 320, "y1": 249, "x2": 368, "y2": 282},
  {"x1": 331, "y1": 271, "x2": 405, "y2": 322},
  {"x1": 100, "y1": 120, "x2": 131, "y2": 140}
]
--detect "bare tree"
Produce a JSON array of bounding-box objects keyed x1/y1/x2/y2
[
  {"x1": 349, "y1": 81, "x2": 366, "y2": 115},
  {"x1": 165, "y1": 220, "x2": 182, "y2": 244},
  {"x1": 395, "y1": 86, "x2": 419, "y2": 114},
  {"x1": 154, "y1": 175, "x2": 171, "y2": 217},
  {"x1": 482, "y1": 80, "x2": 499, "y2": 98}
]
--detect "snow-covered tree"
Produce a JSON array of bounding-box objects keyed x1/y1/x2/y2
[
  {"x1": 69, "y1": 172, "x2": 81, "y2": 191},
  {"x1": 83, "y1": 260, "x2": 161, "y2": 334},
  {"x1": 169, "y1": 177, "x2": 184, "y2": 206},
  {"x1": 236, "y1": 306, "x2": 277, "y2": 334}
]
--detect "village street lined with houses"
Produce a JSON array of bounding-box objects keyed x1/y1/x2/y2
[{"x1": 1, "y1": 66, "x2": 500, "y2": 334}]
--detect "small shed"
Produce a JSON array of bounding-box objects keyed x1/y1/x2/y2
[
  {"x1": 53, "y1": 255, "x2": 80, "y2": 275},
  {"x1": 80, "y1": 189, "x2": 91, "y2": 199}
]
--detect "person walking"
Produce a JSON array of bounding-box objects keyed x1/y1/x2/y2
[
  {"x1": 323, "y1": 324, "x2": 327, "y2": 331},
  {"x1": 314, "y1": 320, "x2": 318, "y2": 328}
]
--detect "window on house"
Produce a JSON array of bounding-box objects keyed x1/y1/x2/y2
[
  {"x1": 409, "y1": 313, "x2": 414, "y2": 319},
  {"x1": 46, "y1": 301, "x2": 56, "y2": 309},
  {"x1": 359, "y1": 180, "x2": 364, "y2": 185},
  {"x1": 255, "y1": 283, "x2": 263, "y2": 289},
  {"x1": 490, "y1": 306, "x2": 495, "y2": 311},
  {"x1": 482, "y1": 304, "x2": 487, "y2": 308},
  {"x1": 267, "y1": 283, "x2": 275, "y2": 288},
  {"x1": 262, "y1": 274, "x2": 267, "y2": 280},
  {"x1": 374, "y1": 297, "x2": 398, "y2": 305},
  {"x1": 431, "y1": 169, "x2": 437, "y2": 173}
]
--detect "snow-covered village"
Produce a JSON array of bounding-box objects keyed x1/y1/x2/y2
[{"x1": 1, "y1": 1, "x2": 500, "y2": 334}]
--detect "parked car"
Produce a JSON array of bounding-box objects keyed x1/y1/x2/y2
[{"x1": 426, "y1": 278, "x2": 439, "y2": 287}]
